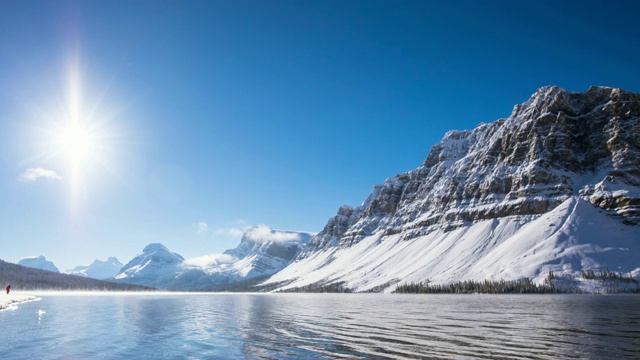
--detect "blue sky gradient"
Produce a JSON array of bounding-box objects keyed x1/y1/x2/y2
[{"x1": 1, "y1": 0, "x2": 639, "y2": 270}]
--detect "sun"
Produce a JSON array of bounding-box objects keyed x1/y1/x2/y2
[
  {"x1": 46, "y1": 54, "x2": 113, "y2": 176},
  {"x1": 50, "y1": 115, "x2": 107, "y2": 206},
  {"x1": 19, "y1": 49, "x2": 127, "y2": 215},
  {"x1": 33, "y1": 54, "x2": 119, "y2": 206},
  {"x1": 56, "y1": 121, "x2": 98, "y2": 166}
]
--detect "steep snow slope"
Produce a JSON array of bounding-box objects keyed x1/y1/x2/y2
[
  {"x1": 264, "y1": 86, "x2": 640, "y2": 292},
  {"x1": 268, "y1": 197, "x2": 639, "y2": 292},
  {"x1": 66, "y1": 257, "x2": 123, "y2": 279},
  {"x1": 18, "y1": 256, "x2": 60, "y2": 273}
]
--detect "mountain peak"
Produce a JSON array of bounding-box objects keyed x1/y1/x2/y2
[
  {"x1": 142, "y1": 243, "x2": 170, "y2": 253},
  {"x1": 66, "y1": 257, "x2": 124, "y2": 280},
  {"x1": 535, "y1": 84, "x2": 566, "y2": 96},
  {"x1": 18, "y1": 256, "x2": 60, "y2": 273},
  {"x1": 113, "y1": 244, "x2": 185, "y2": 288},
  {"x1": 226, "y1": 225, "x2": 314, "y2": 260}
]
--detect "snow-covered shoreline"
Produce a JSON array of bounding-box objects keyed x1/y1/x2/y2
[{"x1": 0, "y1": 294, "x2": 39, "y2": 311}]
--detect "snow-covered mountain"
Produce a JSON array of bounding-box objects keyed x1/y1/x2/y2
[
  {"x1": 18, "y1": 255, "x2": 60, "y2": 273},
  {"x1": 66, "y1": 257, "x2": 123, "y2": 280},
  {"x1": 264, "y1": 86, "x2": 640, "y2": 292},
  {"x1": 113, "y1": 226, "x2": 313, "y2": 290},
  {"x1": 113, "y1": 243, "x2": 185, "y2": 288}
]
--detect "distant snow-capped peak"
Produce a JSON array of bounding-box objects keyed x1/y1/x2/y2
[
  {"x1": 114, "y1": 243, "x2": 185, "y2": 282},
  {"x1": 66, "y1": 257, "x2": 123, "y2": 280},
  {"x1": 224, "y1": 225, "x2": 314, "y2": 260},
  {"x1": 18, "y1": 255, "x2": 60, "y2": 273}
]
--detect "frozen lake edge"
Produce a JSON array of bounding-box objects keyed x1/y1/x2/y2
[{"x1": 0, "y1": 293, "x2": 39, "y2": 311}]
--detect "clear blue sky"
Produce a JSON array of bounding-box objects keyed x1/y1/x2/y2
[{"x1": 1, "y1": 0, "x2": 639, "y2": 271}]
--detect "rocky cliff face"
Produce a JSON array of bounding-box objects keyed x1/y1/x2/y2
[{"x1": 303, "y1": 86, "x2": 640, "y2": 255}]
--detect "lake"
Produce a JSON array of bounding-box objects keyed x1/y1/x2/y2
[{"x1": 1, "y1": 293, "x2": 639, "y2": 359}]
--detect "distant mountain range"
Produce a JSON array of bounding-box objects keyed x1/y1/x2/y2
[
  {"x1": 10, "y1": 86, "x2": 640, "y2": 293},
  {"x1": 17, "y1": 256, "x2": 124, "y2": 281},
  {"x1": 0, "y1": 259, "x2": 152, "y2": 291},
  {"x1": 112, "y1": 226, "x2": 313, "y2": 290},
  {"x1": 11, "y1": 226, "x2": 314, "y2": 291}
]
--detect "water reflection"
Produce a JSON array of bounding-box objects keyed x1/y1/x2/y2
[{"x1": 1, "y1": 293, "x2": 639, "y2": 359}]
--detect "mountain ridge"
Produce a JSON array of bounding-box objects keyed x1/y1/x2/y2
[{"x1": 265, "y1": 86, "x2": 640, "y2": 292}]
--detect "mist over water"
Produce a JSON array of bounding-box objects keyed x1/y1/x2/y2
[{"x1": 1, "y1": 293, "x2": 639, "y2": 359}]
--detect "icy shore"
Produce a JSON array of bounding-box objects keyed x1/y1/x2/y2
[{"x1": 0, "y1": 294, "x2": 38, "y2": 311}]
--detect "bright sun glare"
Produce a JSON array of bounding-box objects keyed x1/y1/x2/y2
[
  {"x1": 35, "y1": 54, "x2": 117, "y2": 206},
  {"x1": 56, "y1": 122, "x2": 98, "y2": 166}
]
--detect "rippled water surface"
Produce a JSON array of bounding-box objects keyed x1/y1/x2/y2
[{"x1": 1, "y1": 293, "x2": 639, "y2": 359}]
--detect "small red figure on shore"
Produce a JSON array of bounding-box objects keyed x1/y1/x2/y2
[{"x1": 5, "y1": 285, "x2": 10, "y2": 294}]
